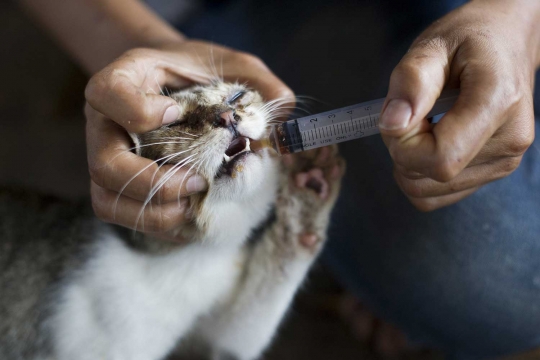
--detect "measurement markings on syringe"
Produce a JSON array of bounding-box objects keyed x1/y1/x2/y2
[
  {"x1": 296, "y1": 113, "x2": 381, "y2": 150},
  {"x1": 276, "y1": 90, "x2": 458, "y2": 155}
]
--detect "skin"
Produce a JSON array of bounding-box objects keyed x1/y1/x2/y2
[
  {"x1": 379, "y1": 0, "x2": 540, "y2": 211},
  {"x1": 19, "y1": 0, "x2": 294, "y2": 239},
  {"x1": 20, "y1": 0, "x2": 539, "y2": 227},
  {"x1": 17, "y1": 0, "x2": 540, "y2": 354},
  {"x1": 84, "y1": 43, "x2": 294, "y2": 237}
]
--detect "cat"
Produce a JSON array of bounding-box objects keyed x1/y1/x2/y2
[{"x1": 0, "y1": 81, "x2": 344, "y2": 360}]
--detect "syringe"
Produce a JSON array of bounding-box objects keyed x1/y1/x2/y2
[{"x1": 251, "y1": 89, "x2": 459, "y2": 155}]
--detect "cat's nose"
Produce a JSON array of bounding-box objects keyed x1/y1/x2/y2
[{"x1": 216, "y1": 110, "x2": 236, "y2": 128}]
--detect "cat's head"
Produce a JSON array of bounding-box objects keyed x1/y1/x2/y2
[{"x1": 130, "y1": 82, "x2": 280, "y2": 237}]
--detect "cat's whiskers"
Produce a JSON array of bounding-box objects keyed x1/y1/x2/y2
[
  {"x1": 157, "y1": 136, "x2": 200, "y2": 142},
  {"x1": 208, "y1": 45, "x2": 223, "y2": 83},
  {"x1": 113, "y1": 150, "x2": 193, "y2": 219},
  {"x1": 176, "y1": 159, "x2": 203, "y2": 206},
  {"x1": 136, "y1": 153, "x2": 198, "y2": 231},
  {"x1": 258, "y1": 96, "x2": 317, "y2": 126},
  {"x1": 146, "y1": 148, "x2": 197, "y2": 212},
  {"x1": 191, "y1": 49, "x2": 222, "y2": 85},
  {"x1": 105, "y1": 141, "x2": 191, "y2": 168},
  {"x1": 258, "y1": 98, "x2": 291, "y2": 112},
  {"x1": 172, "y1": 131, "x2": 200, "y2": 138},
  {"x1": 153, "y1": 75, "x2": 166, "y2": 97},
  {"x1": 149, "y1": 151, "x2": 199, "y2": 194}
]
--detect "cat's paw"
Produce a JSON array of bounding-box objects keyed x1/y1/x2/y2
[
  {"x1": 284, "y1": 145, "x2": 344, "y2": 199},
  {"x1": 277, "y1": 145, "x2": 345, "y2": 254}
]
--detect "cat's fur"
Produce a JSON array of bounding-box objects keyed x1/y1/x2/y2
[{"x1": 0, "y1": 82, "x2": 344, "y2": 360}]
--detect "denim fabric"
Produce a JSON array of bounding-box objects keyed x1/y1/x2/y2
[
  {"x1": 157, "y1": 0, "x2": 540, "y2": 357},
  {"x1": 323, "y1": 119, "x2": 540, "y2": 359}
]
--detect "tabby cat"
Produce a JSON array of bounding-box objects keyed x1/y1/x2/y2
[{"x1": 0, "y1": 82, "x2": 344, "y2": 360}]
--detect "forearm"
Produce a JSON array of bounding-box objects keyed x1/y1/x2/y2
[{"x1": 18, "y1": 0, "x2": 185, "y2": 74}]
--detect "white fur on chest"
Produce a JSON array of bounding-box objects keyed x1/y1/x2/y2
[
  {"x1": 50, "y1": 157, "x2": 279, "y2": 360},
  {"x1": 51, "y1": 231, "x2": 242, "y2": 360},
  {"x1": 203, "y1": 157, "x2": 278, "y2": 246}
]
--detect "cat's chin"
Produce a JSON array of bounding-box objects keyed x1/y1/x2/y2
[{"x1": 210, "y1": 152, "x2": 277, "y2": 202}]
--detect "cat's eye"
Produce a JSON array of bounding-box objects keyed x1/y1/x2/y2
[
  {"x1": 228, "y1": 91, "x2": 245, "y2": 104},
  {"x1": 166, "y1": 121, "x2": 182, "y2": 128}
]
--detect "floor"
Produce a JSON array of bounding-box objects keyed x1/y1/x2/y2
[{"x1": 0, "y1": 2, "x2": 441, "y2": 359}]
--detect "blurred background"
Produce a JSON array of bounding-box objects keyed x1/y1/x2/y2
[{"x1": 0, "y1": 0, "x2": 468, "y2": 358}]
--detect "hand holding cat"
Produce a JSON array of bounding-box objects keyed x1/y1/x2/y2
[
  {"x1": 85, "y1": 41, "x2": 294, "y2": 239},
  {"x1": 379, "y1": 0, "x2": 539, "y2": 211}
]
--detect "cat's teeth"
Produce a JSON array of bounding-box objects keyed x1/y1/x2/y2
[{"x1": 223, "y1": 138, "x2": 251, "y2": 164}]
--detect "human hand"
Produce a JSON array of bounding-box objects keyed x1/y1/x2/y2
[
  {"x1": 85, "y1": 40, "x2": 294, "y2": 240},
  {"x1": 379, "y1": 0, "x2": 539, "y2": 211}
]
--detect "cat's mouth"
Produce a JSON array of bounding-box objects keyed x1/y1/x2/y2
[{"x1": 217, "y1": 136, "x2": 253, "y2": 177}]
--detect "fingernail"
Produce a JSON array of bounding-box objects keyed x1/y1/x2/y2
[
  {"x1": 162, "y1": 105, "x2": 180, "y2": 125},
  {"x1": 380, "y1": 99, "x2": 412, "y2": 130},
  {"x1": 186, "y1": 175, "x2": 208, "y2": 194}
]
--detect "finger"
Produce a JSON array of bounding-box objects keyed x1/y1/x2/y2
[
  {"x1": 85, "y1": 55, "x2": 180, "y2": 133},
  {"x1": 395, "y1": 114, "x2": 534, "y2": 181},
  {"x1": 383, "y1": 39, "x2": 522, "y2": 182},
  {"x1": 394, "y1": 155, "x2": 522, "y2": 198},
  {"x1": 218, "y1": 50, "x2": 296, "y2": 104},
  {"x1": 407, "y1": 186, "x2": 480, "y2": 212},
  {"x1": 86, "y1": 106, "x2": 208, "y2": 203},
  {"x1": 91, "y1": 180, "x2": 190, "y2": 234},
  {"x1": 158, "y1": 41, "x2": 296, "y2": 108},
  {"x1": 379, "y1": 36, "x2": 450, "y2": 135}
]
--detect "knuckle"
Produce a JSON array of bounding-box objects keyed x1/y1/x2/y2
[
  {"x1": 508, "y1": 129, "x2": 535, "y2": 156},
  {"x1": 123, "y1": 47, "x2": 154, "y2": 59},
  {"x1": 395, "y1": 164, "x2": 425, "y2": 180},
  {"x1": 90, "y1": 190, "x2": 111, "y2": 222},
  {"x1": 83, "y1": 102, "x2": 95, "y2": 119},
  {"x1": 409, "y1": 197, "x2": 439, "y2": 212},
  {"x1": 498, "y1": 156, "x2": 522, "y2": 176},
  {"x1": 431, "y1": 157, "x2": 462, "y2": 182},
  {"x1": 151, "y1": 182, "x2": 172, "y2": 204},
  {"x1": 127, "y1": 104, "x2": 154, "y2": 134},
  {"x1": 392, "y1": 58, "x2": 430, "y2": 88},
  {"x1": 88, "y1": 163, "x2": 105, "y2": 187},
  {"x1": 413, "y1": 36, "x2": 447, "y2": 53},
  {"x1": 402, "y1": 181, "x2": 426, "y2": 198},
  {"x1": 84, "y1": 75, "x2": 105, "y2": 106},
  {"x1": 278, "y1": 87, "x2": 296, "y2": 103},
  {"x1": 88, "y1": 154, "x2": 114, "y2": 189},
  {"x1": 395, "y1": 173, "x2": 426, "y2": 198},
  {"x1": 499, "y1": 82, "x2": 524, "y2": 110},
  {"x1": 123, "y1": 48, "x2": 143, "y2": 58}
]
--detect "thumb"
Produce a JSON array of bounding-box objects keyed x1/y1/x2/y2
[
  {"x1": 85, "y1": 57, "x2": 180, "y2": 134},
  {"x1": 380, "y1": 39, "x2": 451, "y2": 138}
]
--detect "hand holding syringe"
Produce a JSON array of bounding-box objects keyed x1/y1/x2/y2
[{"x1": 251, "y1": 89, "x2": 459, "y2": 155}]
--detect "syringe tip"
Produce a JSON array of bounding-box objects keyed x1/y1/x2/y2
[{"x1": 250, "y1": 138, "x2": 272, "y2": 153}]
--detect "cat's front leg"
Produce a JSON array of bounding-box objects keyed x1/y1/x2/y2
[
  {"x1": 193, "y1": 146, "x2": 345, "y2": 360},
  {"x1": 50, "y1": 235, "x2": 239, "y2": 360}
]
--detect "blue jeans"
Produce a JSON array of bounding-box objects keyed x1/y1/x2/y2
[
  {"x1": 161, "y1": 0, "x2": 540, "y2": 357},
  {"x1": 323, "y1": 119, "x2": 540, "y2": 359}
]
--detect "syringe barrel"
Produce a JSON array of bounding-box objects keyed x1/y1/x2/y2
[{"x1": 268, "y1": 121, "x2": 305, "y2": 155}]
